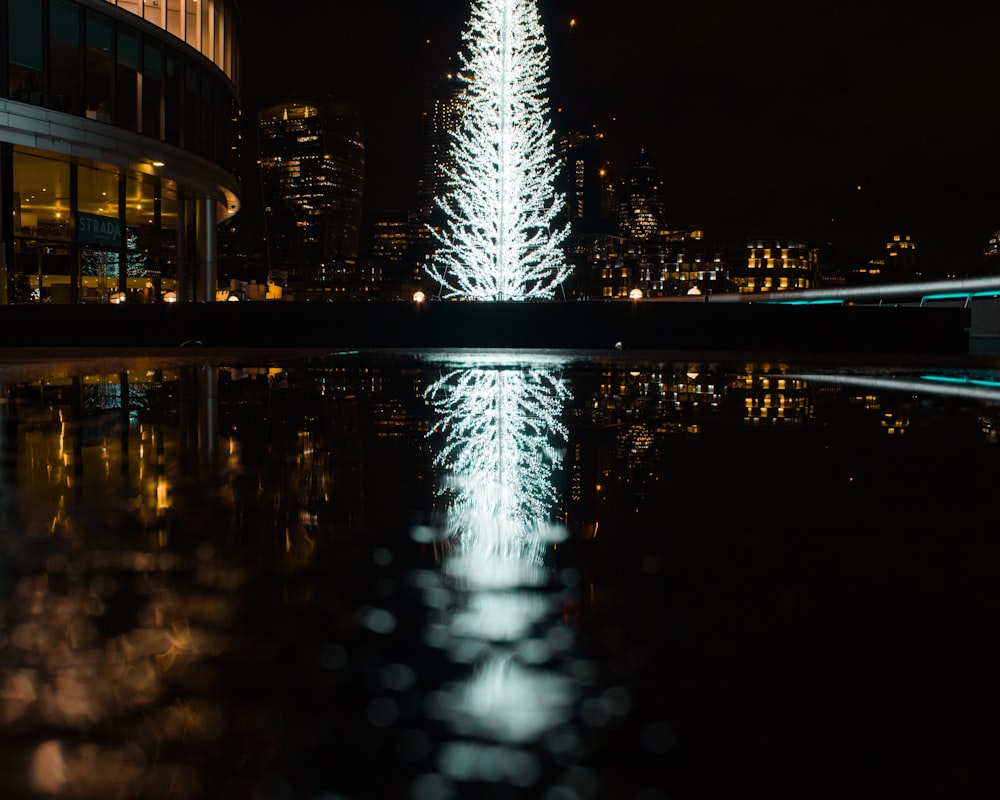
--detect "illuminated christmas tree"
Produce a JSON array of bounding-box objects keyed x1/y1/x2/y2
[{"x1": 427, "y1": 0, "x2": 571, "y2": 300}]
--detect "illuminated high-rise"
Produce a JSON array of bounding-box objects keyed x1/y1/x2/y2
[
  {"x1": 257, "y1": 100, "x2": 365, "y2": 283},
  {"x1": 416, "y1": 73, "x2": 465, "y2": 224},
  {"x1": 618, "y1": 149, "x2": 667, "y2": 240}
]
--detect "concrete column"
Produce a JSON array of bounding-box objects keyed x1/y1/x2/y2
[
  {"x1": 176, "y1": 196, "x2": 191, "y2": 302},
  {"x1": 195, "y1": 196, "x2": 217, "y2": 302}
]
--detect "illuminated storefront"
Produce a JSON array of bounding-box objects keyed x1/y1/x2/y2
[{"x1": 0, "y1": 0, "x2": 240, "y2": 303}]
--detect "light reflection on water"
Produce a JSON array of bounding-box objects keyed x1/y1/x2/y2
[
  {"x1": 0, "y1": 352, "x2": 999, "y2": 799},
  {"x1": 417, "y1": 363, "x2": 578, "y2": 795}
]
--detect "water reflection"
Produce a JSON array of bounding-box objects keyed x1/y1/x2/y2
[
  {"x1": 0, "y1": 354, "x2": 999, "y2": 798},
  {"x1": 416, "y1": 360, "x2": 585, "y2": 795},
  {"x1": 0, "y1": 363, "x2": 227, "y2": 798},
  {"x1": 0, "y1": 359, "x2": 368, "y2": 799}
]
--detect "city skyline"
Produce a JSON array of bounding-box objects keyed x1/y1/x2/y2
[{"x1": 237, "y1": 0, "x2": 1000, "y2": 272}]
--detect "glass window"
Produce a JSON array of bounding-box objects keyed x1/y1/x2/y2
[
  {"x1": 201, "y1": 0, "x2": 214, "y2": 63},
  {"x1": 12, "y1": 149, "x2": 72, "y2": 242},
  {"x1": 230, "y1": 19, "x2": 238, "y2": 90},
  {"x1": 124, "y1": 174, "x2": 155, "y2": 283},
  {"x1": 214, "y1": 0, "x2": 225, "y2": 70},
  {"x1": 77, "y1": 163, "x2": 120, "y2": 225},
  {"x1": 8, "y1": 0, "x2": 45, "y2": 102},
  {"x1": 164, "y1": 51, "x2": 182, "y2": 146},
  {"x1": 117, "y1": 27, "x2": 142, "y2": 133},
  {"x1": 166, "y1": 0, "x2": 182, "y2": 38},
  {"x1": 218, "y1": 86, "x2": 235, "y2": 167},
  {"x1": 223, "y1": 3, "x2": 233, "y2": 79},
  {"x1": 85, "y1": 11, "x2": 114, "y2": 123},
  {"x1": 143, "y1": 0, "x2": 164, "y2": 27},
  {"x1": 50, "y1": 0, "x2": 83, "y2": 114},
  {"x1": 126, "y1": 174, "x2": 157, "y2": 230},
  {"x1": 77, "y1": 163, "x2": 122, "y2": 295},
  {"x1": 200, "y1": 69, "x2": 214, "y2": 158},
  {"x1": 185, "y1": 0, "x2": 199, "y2": 49},
  {"x1": 159, "y1": 184, "x2": 179, "y2": 291},
  {"x1": 143, "y1": 38, "x2": 164, "y2": 138},
  {"x1": 184, "y1": 62, "x2": 199, "y2": 152}
]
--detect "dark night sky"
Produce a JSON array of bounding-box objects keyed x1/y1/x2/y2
[{"x1": 237, "y1": 0, "x2": 1000, "y2": 271}]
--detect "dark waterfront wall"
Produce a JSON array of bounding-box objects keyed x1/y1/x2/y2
[{"x1": 0, "y1": 301, "x2": 971, "y2": 354}]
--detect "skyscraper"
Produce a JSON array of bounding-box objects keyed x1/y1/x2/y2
[
  {"x1": 416, "y1": 73, "x2": 465, "y2": 225},
  {"x1": 559, "y1": 132, "x2": 607, "y2": 234},
  {"x1": 618, "y1": 149, "x2": 667, "y2": 240},
  {"x1": 257, "y1": 100, "x2": 365, "y2": 283}
]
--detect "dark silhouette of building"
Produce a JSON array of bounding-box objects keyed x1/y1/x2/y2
[
  {"x1": 257, "y1": 100, "x2": 365, "y2": 285},
  {"x1": 559, "y1": 132, "x2": 608, "y2": 235},
  {"x1": 369, "y1": 210, "x2": 426, "y2": 296}
]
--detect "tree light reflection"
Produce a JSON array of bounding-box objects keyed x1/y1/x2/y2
[{"x1": 420, "y1": 360, "x2": 584, "y2": 790}]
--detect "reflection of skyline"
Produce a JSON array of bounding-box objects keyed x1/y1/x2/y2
[
  {"x1": 0, "y1": 360, "x2": 372, "y2": 797},
  {"x1": 1, "y1": 355, "x2": 999, "y2": 797}
]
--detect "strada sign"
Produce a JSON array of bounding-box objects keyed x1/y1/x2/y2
[{"x1": 78, "y1": 213, "x2": 121, "y2": 247}]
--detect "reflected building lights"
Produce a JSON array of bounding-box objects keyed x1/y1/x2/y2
[{"x1": 2, "y1": 356, "x2": 998, "y2": 797}]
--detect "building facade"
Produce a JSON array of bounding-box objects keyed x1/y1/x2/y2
[
  {"x1": 369, "y1": 210, "x2": 424, "y2": 295},
  {"x1": 559, "y1": 132, "x2": 606, "y2": 234},
  {"x1": 570, "y1": 231, "x2": 727, "y2": 299},
  {"x1": 1, "y1": 0, "x2": 242, "y2": 304},
  {"x1": 733, "y1": 238, "x2": 819, "y2": 293},
  {"x1": 257, "y1": 100, "x2": 365, "y2": 288}
]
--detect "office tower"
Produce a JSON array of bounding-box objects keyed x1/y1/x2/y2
[
  {"x1": 0, "y1": 0, "x2": 242, "y2": 304},
  {"x1": 560, "y1": 132, "x2": 606, "y2": 233},
  {"x1": 618, "y1": 149, "x2": 667, "y2": 240},
  {"x1": 371, "y1": 210, "x2": 423, "y2": 291},
  {"x1": 258, "y1": 100, "x2": 365, "y2": 283},
  {"x1": 416, "y1": 73, "x2": 465, "y2": 224}
]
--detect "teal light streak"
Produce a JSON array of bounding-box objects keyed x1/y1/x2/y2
[
  {"x1": 766, "y1": 299, "x2": 844, "y2": 306},
  {"x1": 920, "y1": 290, "x2": 1000, "y2": 302},
  {"x1": 921, "y1": 374, "x2": 1000, "y2": 389}
]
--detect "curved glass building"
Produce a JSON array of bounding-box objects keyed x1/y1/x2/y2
[{"x1": 0, "y1": 0, "x2": 241, "y2": 303}]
